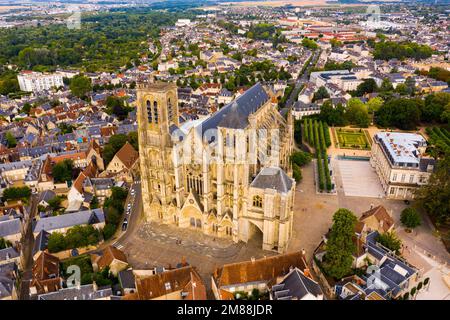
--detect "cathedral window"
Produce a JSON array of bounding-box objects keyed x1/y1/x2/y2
[
  {"x1": 168, "y1": 98, "x2": 173, "y2": 121},
  {"x1": 146, "y1": 100, "x2": 152, "y2": 122},
  {"x1": 253, "y1": 195, "x2": 263, "y2": 208},
  {"x1": 226, "y1": 226, "x2": 233, "y2": 236},
  {"x1": 153, "y1": 101, "x2": 159, "y2": 124}
]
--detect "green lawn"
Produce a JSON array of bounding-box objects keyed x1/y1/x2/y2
[{"x1": 335, "y1": 129, "x2": 370, "y2": 150}]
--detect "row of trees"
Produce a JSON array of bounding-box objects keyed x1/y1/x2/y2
[{"x1": 303, "y1": 119, "x2": 332, "y2": 192}]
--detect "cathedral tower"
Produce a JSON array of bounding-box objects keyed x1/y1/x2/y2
[{"x1": 137, "y1": 81, "x2": 179, "y2": 223}]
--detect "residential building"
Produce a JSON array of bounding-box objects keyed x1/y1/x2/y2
[
  {"x1": 124, "y1": 266, "x2": 206, "y2": 300},
  {"x1": 17, "y1": 71, "x2": 64, "y2": 93},
  {"x1": 211, "y1": 251, "x2": 310, "y2": 300},
  {"x1": 270, "y1": 267, "x2": 323, "y2": 300}
]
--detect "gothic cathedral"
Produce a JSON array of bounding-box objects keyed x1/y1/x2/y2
[{"x1": 137, "y1": 80, "x2": 295, "y2": 253}]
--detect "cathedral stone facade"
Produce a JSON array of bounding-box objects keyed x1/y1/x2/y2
[{"x1": 137, "y1": 80, "x2": 295, "y2": 252}]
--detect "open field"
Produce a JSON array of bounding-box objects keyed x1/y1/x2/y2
[{"x1": 334, "y1": 128, "x2": 370, "y2": 150}]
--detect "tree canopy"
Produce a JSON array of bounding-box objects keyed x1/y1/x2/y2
[
  {"x1": 323, "y1": 208, "x2": 357, "y2": 279},
  {"x1": 52, "y1": 159, "x2": 74, "y2": 183}
]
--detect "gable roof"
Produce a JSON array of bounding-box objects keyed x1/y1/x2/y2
[
  {"x1": 96, "y1": 246, "x2": 128, "y2": 271},
  {"x1": 133, "y1": 266, "x2": 206, "y2": 300},
  {"x1": 33, "y1": 209, "x2": 105, "y2": 233},
  {"x1": 214, "y1": 251, "x2": 307, "y2": 288},
  {"x1": 359, "y1": 205, "x2": 394, "y2": 233},
  {"x1": 113, "y1": 142, "x2": 139, "y2": 170},
  {"x1": 271, "y1": 267, "x2": 323, "y2": 300}
]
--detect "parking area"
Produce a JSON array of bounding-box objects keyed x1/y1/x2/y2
[{"x1": 336, "y1": 158, "x2": 385, "y2": 198}]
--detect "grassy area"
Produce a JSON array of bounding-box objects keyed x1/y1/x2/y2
[{"x1": 335, "y1": 128, "x2": 370, "y2": 150}]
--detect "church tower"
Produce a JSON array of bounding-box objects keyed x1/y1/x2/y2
[{"x1": 137, "y1": 80, "x2": 179, "y2": 223}]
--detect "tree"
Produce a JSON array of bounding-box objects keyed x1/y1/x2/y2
[
  {"x1": 380, "y1": 78, "x2": 394, "y2": 92},
  {"x1": 90, "y1": 196, "x2": 99, "y2": 209},
  {"x1": 5, "y1": 131, "x2": 17, "y2": 148},
  {"x1": 47, "y1": 196, "x2": 62, "y2": 211},
  {"x1": 102, "y1": 134, "x2": 129, "y2": 165},
  {"x1": 319, "y1": 101, "x2": 346, "y2": 126},
  {"x1": 415, "y1": 148, "x2": 450, "y2": 225},
  {"x1": 70, "y1": 74, "x2": 92, "y2": 98},
  {"x1": 366, "y1": 97, "x2": 384, "y2": 114},
  {"x1": 47, "y1": 232, "x2": 67, "y2": 253},
  {"x1": 301, "y1": 38, "x2": 318, "y2": 50},
  {"x1": 377, "y1": 231, "x2": 402, "y2": 254},
  {"x1": 422, "y1": 92, "x2": 450, "y2": 123},
  {"x1": 105, "y1": 96, "x2": 131, "y2": 120},
  {"x1": 376, "y1": 98, "x2": 421, "y2": 130},
  {"x1": 2, "y1": 186, "x2": 31, "y2": 201},
  {"x1": 313, "y1": 86, "x2": 330, "y2": 102},
  {"x1": 322, "y1": 209, "x2": 357, "y2": 279},
  {"x1": 346, "y1": 98, "x2": 370, "y2": 128},
  {"x1": 290, "y1": 151, "x2": 312, "y2": 167},
  {"x1": 400, "y1": 208, "x2": 422, "y2": 229},
  {"x1": 52, "y1": 159, "x2": 74, "y2": 183},
  {"x1": 0, "y1": 237, "x2": 12, "y2": 249},
  {"x1": 354, "y1": 79, "x2": 378, "y2": 97}
]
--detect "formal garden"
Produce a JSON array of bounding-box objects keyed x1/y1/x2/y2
[{"x1": 333, "y1": 128, "x2": 371, "y2": 150}]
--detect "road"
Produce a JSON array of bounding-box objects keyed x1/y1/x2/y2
[
  {"x1": 284, "y1": 49, "x2": 321, "y2": 109},
  {"x1": 110, "y1": 181, "x2": 142, "y2": 251},
  {"x1": 17, "y1": 194, "x2": 37, "y2": 300}
]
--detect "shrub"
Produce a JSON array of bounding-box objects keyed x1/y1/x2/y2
[
  {"x1": 400, "y1": 208, "x2": 421, "y2": 229},
  {"x1": 290, "y1": 151, "x2": 312, "y2": 167}
]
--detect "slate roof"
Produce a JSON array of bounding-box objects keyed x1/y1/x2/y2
[
  {"x1": 0, "y1": 247, "x2": 19, "y2": 262},
  {"x1": 271, "y1": 267, "x2": 323, "y2": 300},
  {"x1": 118, "y1": 270, "x2": 136, "y2": 290},
  {"x1": 33, "y1": 230, "x2": 50, "y2": 255},
  {"x1": 250, "y1": 166, "x2": 293, "y2": 193},
  {"x1": 0, "y1": 218, "x2": 21, "y2": 238},
  {"x1": 199, "y1": 82, "x2": 270, "y2": 135},
  {"x1": 37, "y1": 284, "x2": 112, "y2": 300},
  {"x1": 33, "y1": 208, "x2": 105, "y2": 233}
]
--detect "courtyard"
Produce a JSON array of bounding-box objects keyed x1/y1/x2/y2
[{"x1": 335, "y1": 157, "x2": 385, "y2": 198}]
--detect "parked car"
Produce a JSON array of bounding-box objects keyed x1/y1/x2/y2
[{"x1": 122, "y1": 219, "x2": 128, "y2": 231}]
